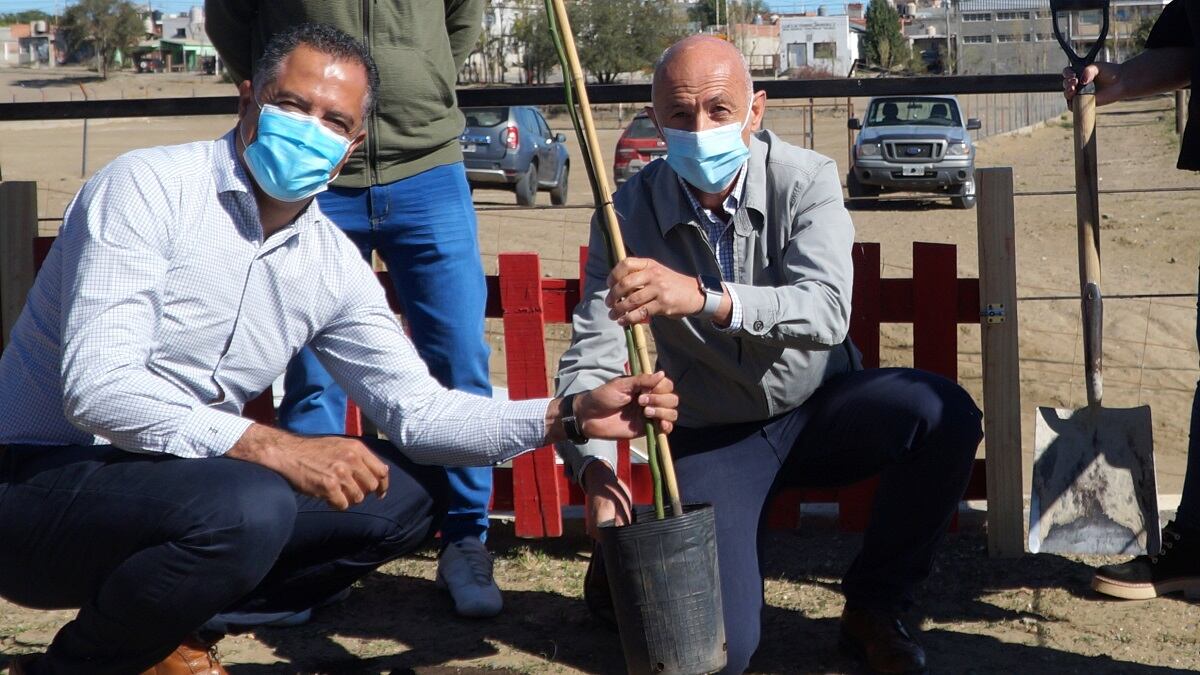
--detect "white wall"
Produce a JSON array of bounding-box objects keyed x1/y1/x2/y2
[{"x1": 779, "y1": 15, "x2": 853, "y2": 76}]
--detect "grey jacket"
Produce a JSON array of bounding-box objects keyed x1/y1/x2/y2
[{"x1": 555, "y1": 129, "x2": 859, "y2": 478}]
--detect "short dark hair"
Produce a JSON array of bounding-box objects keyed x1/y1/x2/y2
[{"x1": 253, "y1": 23, "x2": 380, "y2": 118}]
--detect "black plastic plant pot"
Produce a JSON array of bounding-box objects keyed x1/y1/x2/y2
[{"x1": 598, "y1": 503, "x2": 726, "y2": 675}]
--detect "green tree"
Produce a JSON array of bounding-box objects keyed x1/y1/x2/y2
[
  {"x1": 1131, "y1": 15, "x2": 1156, "y2": 53},
  {"x1": 511, "y1": 4, "x2": 559, "y2": 85},
  {"x1": 0, "y1": 10, "x2": 51, "y2": 25},
  {"x1": 863, "y1": 0, "x2": 910, "y2": 70},
  {"x1": 573, "y1": 0, "x2": 685, "y2": 84},
  {"x1": 688, "y1": 0, "x2": 769, "y2": 29},
  {"x1": 62, "y1": 0, "x2": 143, "y2": 79}
]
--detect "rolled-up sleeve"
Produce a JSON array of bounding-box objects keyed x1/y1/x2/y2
[
  {"x1": 59, "y1": 157, "x2": 252, "y2": 457},
  {"x1": 315, "y1": 251, "x2": 549, "y2": 467},
  {"x1": 726, "y1": 158, "x2": 854, "y2": 349}
]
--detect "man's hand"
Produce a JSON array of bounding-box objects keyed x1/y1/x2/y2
[
  {"x1": 606, "y1": 257, "x2": 705, "y2": 326},
  {"x1": 1063, "y1": 62, "x2": 1123, "y2": 106},
  {"x1": 228, "y1": 425, "x2": 389, "y2": 510},
  {"x1": 578, "y1": 371, "x2": 679, "y2": 439},
  {"x1": 547, "y1": 371, "x2": 679, "y2": 444},
  {"x1": 582, "y1": 460, "x2": 632, "y2": 540}
]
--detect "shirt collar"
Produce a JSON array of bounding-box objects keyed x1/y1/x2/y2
[
  {"x1": 678, "y1": 166, "x2": 745, "y2": 225},
  {"x1": 214, "y1": 129, "x2": 255, "y2": 195},
  {"x1": 213, "y1": 128, "x2": 329, "y2": 236}
]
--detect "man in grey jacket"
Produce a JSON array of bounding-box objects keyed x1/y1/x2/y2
[{"x1": 555, "y1": 36, "x2": 983, "y2": 675}]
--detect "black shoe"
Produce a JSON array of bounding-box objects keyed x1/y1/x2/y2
[
  {"x1": 1091, "y1": 520, "x2": 1200, "y2": 600},
  {"x1": 583, "y1": 542, "x2": 617, "y2": 630},
  {"x1": 838, "y1": 607, "x2": 928, "y2": 674}
]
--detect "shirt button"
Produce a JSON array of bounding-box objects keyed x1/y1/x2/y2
[{"x1": 753, "y1": 320, "x2": 764, "y2": 331}]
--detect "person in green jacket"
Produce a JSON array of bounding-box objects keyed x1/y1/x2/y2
[{"x1": 206, "y1": 0, "x2": 504, "y2": 619}]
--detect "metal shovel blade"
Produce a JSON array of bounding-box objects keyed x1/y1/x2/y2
[{"x1": 1031, "y1": 404, "x2": 1159, "y2": 555}]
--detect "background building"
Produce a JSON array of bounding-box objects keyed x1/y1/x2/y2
[{"x1": 779, "y1": 14, "x2": 861, "y2": 76}]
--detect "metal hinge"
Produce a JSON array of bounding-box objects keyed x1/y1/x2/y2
[{"x1": 982, "y1": 303, "x2": 1005, "y2": 324}]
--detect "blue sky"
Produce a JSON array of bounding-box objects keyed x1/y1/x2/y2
[{"x1": 0, "y1": 1, "x2": 201, "y2": 15}]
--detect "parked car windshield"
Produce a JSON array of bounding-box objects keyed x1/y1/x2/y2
[
  {"x1": 625, "y1": 115, "x2": 661, "y2": 139},
  {"x1": 865, "y1": 98, "x2": 961, "y2": 127},
  {"x1": 463, "y1": 107, "x2": 508, "y2": 127}
]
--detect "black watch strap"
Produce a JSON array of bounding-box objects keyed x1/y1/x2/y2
[{"x1": 560, "y1": 393, "x2": 588, "y2": 444}]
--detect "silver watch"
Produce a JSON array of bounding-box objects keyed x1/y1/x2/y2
[{"x1": 694, "y1": 273, "x2": 724, "y2": 319}]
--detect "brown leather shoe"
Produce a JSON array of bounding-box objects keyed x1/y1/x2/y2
[
  {"x1": 140, "y1": 636, "x2": 227, "y2": 675},
  {"x1": 839, "y1": 607, "x2": 928, "y2": 674}
]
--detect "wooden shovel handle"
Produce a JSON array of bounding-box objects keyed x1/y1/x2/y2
[{"x1": 1073, "y1": 90, "x2": 1103, "y2": 406}]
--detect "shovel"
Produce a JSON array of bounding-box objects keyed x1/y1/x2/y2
[{"x1": 1030, "y1": 0, "x2": 1159, "y2": 556}]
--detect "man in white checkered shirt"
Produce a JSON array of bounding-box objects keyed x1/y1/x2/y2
[{"x1": 0, "y1": 24, "x2": 678, "y2": 675}]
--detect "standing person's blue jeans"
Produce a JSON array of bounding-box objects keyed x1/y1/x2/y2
[{"x1": 280, "y1": 162, "x2": 493, "y2": 545}]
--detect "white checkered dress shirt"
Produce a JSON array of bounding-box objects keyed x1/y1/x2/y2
[
  {"x1": 0, "y1": 132, "x2": 548, "y2": 465},
  {"x1": 678, "y1": 170, "x2": 745, "y2": 330}
]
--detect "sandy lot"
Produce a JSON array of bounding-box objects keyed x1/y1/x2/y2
[{"x1": 1, "y1": 67, "x2": 1198, "y2": 672}]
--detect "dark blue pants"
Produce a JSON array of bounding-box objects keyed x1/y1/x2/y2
[
  {"x1": 1176, "y1": 266, "x2": 1200, "y2": 530},
  {"x1": 280, "y1": 162, "x2": 493, "y2": 544},
  {"x1": 669, "y1": 368, "x2": 982, "y2": 674},
  {"x1": 0, "y1": 439, "x2": 448, "y2": 675}
]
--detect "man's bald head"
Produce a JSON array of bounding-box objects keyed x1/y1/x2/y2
[{"x1": 652, "y1": 35, "x2": 753, "y2": 103}]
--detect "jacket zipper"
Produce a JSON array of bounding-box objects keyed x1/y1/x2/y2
[{"x1": 362, "y1": 0, "x2": 378, "y2": 185}]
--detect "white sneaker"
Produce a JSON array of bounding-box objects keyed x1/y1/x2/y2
[{"x1": 436, "y1": 537, "x2": 503, "y2": 618}]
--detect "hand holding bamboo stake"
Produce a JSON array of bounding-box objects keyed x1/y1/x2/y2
[{"x1": 547, "y1": 0, "x2": 683, "y2": 518}]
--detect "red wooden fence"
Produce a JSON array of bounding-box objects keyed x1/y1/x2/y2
[{"x1": 32, "y1": 237, "x2": 987, "y2": 538}]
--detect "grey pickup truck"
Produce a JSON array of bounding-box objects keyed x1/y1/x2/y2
[{"x1": 847, "y1": 96, "x2": 982, "y2": 209}]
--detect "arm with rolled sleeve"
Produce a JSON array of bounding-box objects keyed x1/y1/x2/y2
[
  {"x1": 727, "y1": 158, "x2": 854, "y2": 348},
  {"x1": 58, "y1": 157, "x2": 253, "y2": 458},
  {"x1": 553, "y1": 213, "x2": 629, "y2": 481},
  {"x1": 314, "y1": 252, "x2": 549, "y2": 467}
]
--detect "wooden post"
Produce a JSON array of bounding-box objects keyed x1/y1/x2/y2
[
  {"x1": 500, "y1": 252, "x2": 563, "y2": 538},
  {"x1": 976, "y1": 167, "x2": 1024, "y2": 557},
  {"x1": 1177, "y1": 89, "x2": 1187, "y2": 136},
  {"x1": 846, "y1": 98, "x2": 855, "y2": 170},
  {"x1": 0, "y1": 181, "x2": 37, "y2": 351}
]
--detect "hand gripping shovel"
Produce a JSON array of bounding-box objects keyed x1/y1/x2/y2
[{"x1": 1030, "y1": 0, "x2": 1159, "y2": 555}]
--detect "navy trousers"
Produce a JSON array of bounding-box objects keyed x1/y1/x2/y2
[
  {"x1": 0, "y1": 438, "x2": 448, "y2": 675},
  {"x1": 1174, "y1": 265, "x2": 1200, "y2": 531},
  {"x1": 668, "y1": 368, "x2": 983, "y2": 674}
]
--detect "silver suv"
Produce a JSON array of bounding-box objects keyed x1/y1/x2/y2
[{"x1": 847, "y1": 96, "x2": 981, "y2": 209}]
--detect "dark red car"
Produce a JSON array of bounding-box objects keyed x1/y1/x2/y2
[{"x1": 613, "y1": 111, "x2": 666, "y2": 185}]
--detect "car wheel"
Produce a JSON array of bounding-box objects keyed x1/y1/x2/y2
[
  {"x1": 846, "y1": 171, "x2": 877, "y2": 210},
  {"x1": 516, "y1": 163, "x2": 538, "y2": 206},
  {"x1": 550, "y1": 164, "x2": 569, "y2": 206},
  {"x1": 951, "y1": 182, "x2": 976, "y2": 209}
]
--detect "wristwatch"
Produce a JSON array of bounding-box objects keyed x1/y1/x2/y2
[
  {"x1": 694, "y1": 273, "x2": 724, "y2": 320},
  {"x1": 560, "y1": 393, "x2": 588, "y2": 444}
]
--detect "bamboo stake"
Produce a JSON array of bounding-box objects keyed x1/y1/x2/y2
[{"x1": 547, "y1": 0, "x2": 683, "y2": 518}]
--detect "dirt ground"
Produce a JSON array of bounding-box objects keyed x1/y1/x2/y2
[{"x1": 1, "y1": 67, "x2": 1199, "y2": 672}]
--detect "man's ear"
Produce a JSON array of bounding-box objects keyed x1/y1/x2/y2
[
  {"x1": 330, "y1": 132, "x2": 365, "y2": 181},
  {"x1": 750, "y1": 90, "x2": 766, "y2": 132},
  {"x1": 645, "y1": 105, "x2": 665, "y2": 138},
  {"x1": 236, "y1": 80, "x2": 255, "y2": 118}
]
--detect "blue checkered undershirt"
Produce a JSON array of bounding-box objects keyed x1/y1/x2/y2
[{"x1": 678, "y1": 169, "x2": 745, "y2": 330}]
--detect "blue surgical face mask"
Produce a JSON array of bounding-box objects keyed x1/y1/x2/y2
[
  {"x1": 661, "y1": 98, "x2": 754, "y2": 194},
  {"x1": 241, "y1": 101, "x2": 352, "y2": 203}
]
